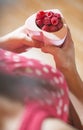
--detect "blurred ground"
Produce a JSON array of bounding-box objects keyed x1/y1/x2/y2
[{"x1": 0, "y1": 0, "x2": 83, "y2": 80}]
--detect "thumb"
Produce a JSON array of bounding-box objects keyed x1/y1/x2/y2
[
  {"x1": 23, "y1": 34, "x2": 35, "y2": 47},
  {"x1": 31, "y1": 34, "x2": 44, "y2": 48},
  {"x1": 24, "y1": 34, "x2": 44, "y2": 48},
  {"x1": 42, "y1": 45, "x2": 60, "y2": 55}
]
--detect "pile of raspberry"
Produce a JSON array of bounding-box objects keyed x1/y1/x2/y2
[{"x1": 35, "y1": 11, "x2": 63, "y2": 32}]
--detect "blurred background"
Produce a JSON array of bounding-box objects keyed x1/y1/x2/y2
[{"x1": 0, "y1": 0, "x2": 83, "y2": 80}]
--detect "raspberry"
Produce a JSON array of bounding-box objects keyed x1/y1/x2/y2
[
  {"x1": 45, "y1": 11, "x2": 54, "y2": 18},
  {"x1": 42, "y1": 25, "x2": 50, "y2": 32},
  {"x1": 51, "y1": 17, "x2": 59, "y2": 25},
  {"x1": 36, "y1": 11, "x2": 45, "y2": 20},
  {"x1": 57, "y1": 22, "x2": 63, "y2": 30},
  {"x1": 35, "y1": 10, "x2": 63, "y2": 32},
  {"x1": 54, "y1": 13, "x2": 61, "y2": 19},
  {"x1": 43, "y1": 17, "x2": 51, "y2": 25},
  {"x1": 54, "y1": 26, "x2": 59, "y2": 31},
  {"x1": 36, "y1": 19, "x2": 43, "y2": 27},
  {"x1": 49, "y1": 25, "x2": 58, "y2": 32}
]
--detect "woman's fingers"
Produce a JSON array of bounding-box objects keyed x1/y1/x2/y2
[
  {"x1": 42, "y1": 44, "x2": 61, "y2": 56},
  {"x1": 62, "y1": 28, "x2": 74, "y2": 50},
  {"x1": 13, "y1": 45, "x2": 29, "y2": 53},
  {"x1": 24, "y1": 34, "x2": 44, "y2": 48}
]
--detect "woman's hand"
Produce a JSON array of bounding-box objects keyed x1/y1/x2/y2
[
  {"x1": 42, "y1": 28, "x2": 83, "y2": 104},
  {"x1": 42, "y1": 28, "x2": 76, "y2": 72},
  {"x1": 0, "y1": 25, "x2": 43, "y2": 53}
]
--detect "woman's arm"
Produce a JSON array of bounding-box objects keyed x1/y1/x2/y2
[
  {"x1": 69, "y1": 100, "x2": 83, "y2": 130},
  {"x1": 62, "y1": 64, "x2": 83, "y2": 103},
  {"x1": 0, "y1": 25, "x2": 43, "y2": 53},
  {"x1": 41, "y1": 28, "x2": 83, "y2": 129},
  {"x1": 42, "y1": 29, "x2": 83, "y2": 103}
]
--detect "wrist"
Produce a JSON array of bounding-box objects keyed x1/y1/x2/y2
[
  {"x1": 61, "y1": 63, "x2": 83, "y2": 103},
  {"x1": 60, "y1": 62, "x2": 78, "y2": 86},
  {"x1": 58, "y1": 61, "x2": 77, "y2": 76}
]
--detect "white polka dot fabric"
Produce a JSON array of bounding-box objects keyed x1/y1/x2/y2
[{"x1": 0, "y1": 49, "x2": 69, "y2": 122}]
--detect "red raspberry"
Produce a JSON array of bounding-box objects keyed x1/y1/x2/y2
[
  {"x1": 45, "y1": 11, "x2": 54, "y2": 18},
  {"x1": 36, "y1": 10, "x2": 63, "y2": 32},
  {"x1": 36, "y1": 11, "x2": 45, "y2": 20},
  {"x1": 36, "y1": 19, "x2": 43, "y2": 27},
  {"x1": 57, "y1": 22, "x2": 63, "y2": 30},
  {"x1": 54, "y1": 26, "x2": 59, "y2": 31},
  {"x1": 42, "y1": 25, "x2": 50, "y2": 32},
  {"x1": 43, "y1": 17, "x2": 51, "y2": 25},
  {"x1": 54, "y1": 13, "x2": 61, "y2": 19},
  {"x1": 49, "y1": 25, "x2": 58, "y2": 32},
  {"x1": 51, "y1": 17, "x2": 59, "y2": 25}
]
